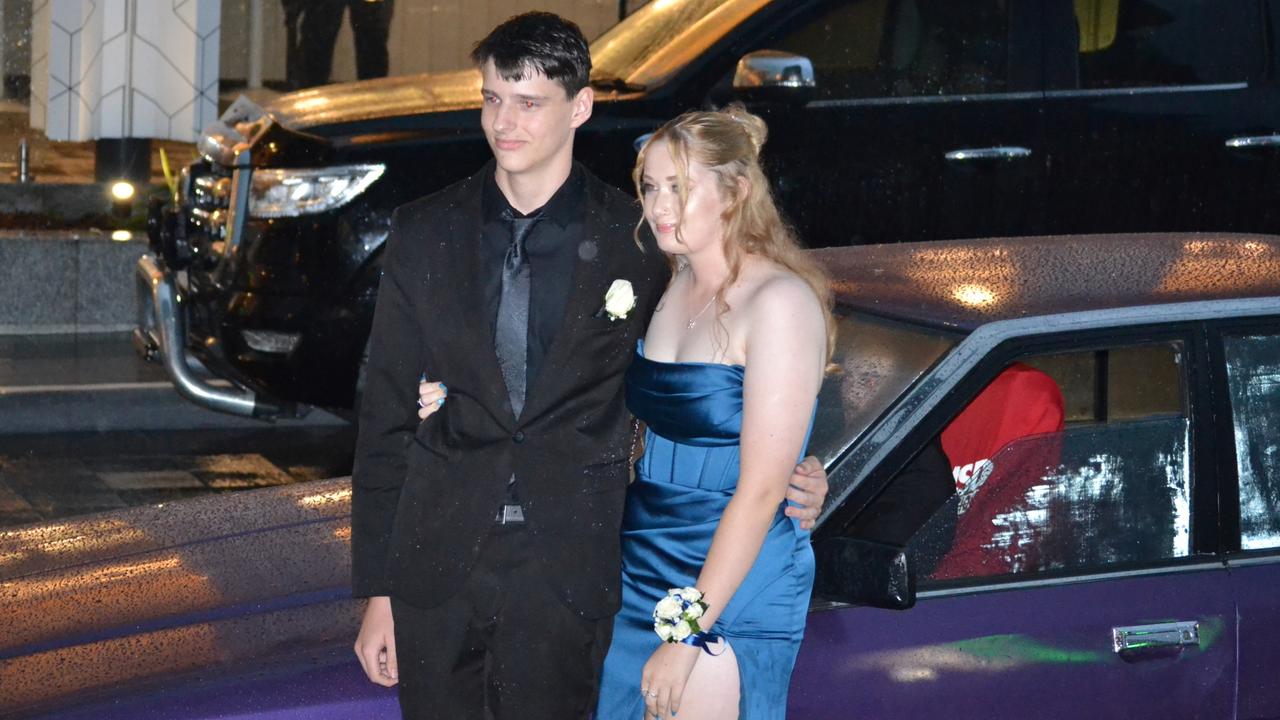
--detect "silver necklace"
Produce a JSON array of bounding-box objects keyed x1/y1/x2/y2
[{"x1": 686, "y1": 292, "x2": 717, "y2": 330}]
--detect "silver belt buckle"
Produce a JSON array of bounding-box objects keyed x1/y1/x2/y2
[{"x1": 496, "y1": 503, "x2": 525, "y2": 524}]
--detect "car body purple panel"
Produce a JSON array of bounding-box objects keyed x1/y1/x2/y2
[
  {"x1": 0, "y1": 479, "x2": 377, "y2": 718},
  {"x1": 32, "y1": 655, "x2": 398, "y2": 720},
  {"x1": 1228, "y1": 561, "x2": 1280, "y2": 720},
  {"x1": 789, "y1": 569, "x2": 1236, "y2": 719}
]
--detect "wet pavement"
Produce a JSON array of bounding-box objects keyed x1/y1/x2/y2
[{"x1": 0, "y1": 333, "x2": 355, "y2": 529}]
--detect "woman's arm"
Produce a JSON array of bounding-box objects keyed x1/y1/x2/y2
[{"x1": 693, "y1": 275, "x2": 825, "y2": 631}]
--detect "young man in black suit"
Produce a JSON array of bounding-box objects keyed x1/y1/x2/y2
[{"x1": 350, "y1": 13, "x2": 827, "y2": 719}]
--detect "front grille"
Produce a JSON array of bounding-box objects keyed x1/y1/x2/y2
[{"x1": 186, "y1": 162, "x2": 233, "y2": 241}]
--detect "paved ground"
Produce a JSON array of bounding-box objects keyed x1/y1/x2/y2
[
  {"x1": 0, "y1": 332, "x2": 354, "y2": 529},
  {"x1": 0, "y1": 427, "x2": 354, "y2": 528}
]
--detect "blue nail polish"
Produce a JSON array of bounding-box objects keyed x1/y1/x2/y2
[
  {"x1": 419, "y1": 372, "x2": 427, "y2": 382},
  {"x1": 437, "y1": 398, "x2": 445, "y2": 406}
]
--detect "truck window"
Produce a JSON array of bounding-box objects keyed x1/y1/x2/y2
[
  {"x1": 756, "y1": 0, "x2": 1012, "y2": 100},
  {"x1": 1059, "y1": 0, "x2": 1257, "y2": 89}
]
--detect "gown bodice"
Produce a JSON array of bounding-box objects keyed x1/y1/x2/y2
[{"x1": 626, "y1": 339, "x2": 745, "y2": 447}]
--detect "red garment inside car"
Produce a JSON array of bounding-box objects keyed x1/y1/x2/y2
[{"x1": 932, "y1": 363, "x2": 1065, "y2": 580}]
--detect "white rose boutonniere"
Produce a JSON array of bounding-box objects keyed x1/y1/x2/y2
[{"x1": 603, "y1": 279, "x2": 636, "y2": 321}]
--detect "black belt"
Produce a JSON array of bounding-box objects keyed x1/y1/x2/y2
[{"x1": 495, "y1": 503, "x2": 525, "y2": 524}]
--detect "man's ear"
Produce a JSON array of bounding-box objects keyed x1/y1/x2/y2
[{"x1": 569, "y1": 86, "x2": 594, "y2": 129}]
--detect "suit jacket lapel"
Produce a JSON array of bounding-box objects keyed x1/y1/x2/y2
[
  {"x1": 438, "y1": 163, "x2": 519, "y2": 424},
  {"x1": 523, "y1": 178, "x2": 624, "y2": 418}
]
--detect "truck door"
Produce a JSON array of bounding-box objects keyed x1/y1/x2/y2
[{"x1": 722, "y1": 0, "x2": 1047, "y2": 247}]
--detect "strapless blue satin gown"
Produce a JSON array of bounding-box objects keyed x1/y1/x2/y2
[{"x1": 596, "y1": 342, "x2": 815, "y2": 719}]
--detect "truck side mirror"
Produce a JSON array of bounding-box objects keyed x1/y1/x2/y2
[
  {"x1": 812, "y1": 537, "x2": 916, "y2": 610},
  {"x1": 732, "y1": 50, "x2": 817, "y2": 103}
]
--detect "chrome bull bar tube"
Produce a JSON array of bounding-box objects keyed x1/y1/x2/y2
[{"x1": 135, "y1": 252, "x2": 285, "y2": 418}]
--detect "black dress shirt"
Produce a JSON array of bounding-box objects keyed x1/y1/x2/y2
[{"x1": 481, "y1": 164, "x2": 586, "y2": 397}]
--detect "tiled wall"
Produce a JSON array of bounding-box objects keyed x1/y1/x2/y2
[{"x1": 29, "y1": 0, "x2": 220, "y2": 142}]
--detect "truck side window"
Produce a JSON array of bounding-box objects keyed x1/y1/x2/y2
[
  {"x1": 1062, "y1": 0, "x2": 1256, "y2": 89},
  {"x1": 756, "y1": 0, "x2": 1011, "y2": 100}
]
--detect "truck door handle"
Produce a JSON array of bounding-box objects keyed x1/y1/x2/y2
[
  {"x1": 1112, "y1": 621, "x2": 1199, "y2": 654},
  {"x1": 1225, "y1": 134, "x2": 1280, "y2": 149},
  {"x1": 944, "y1": 146, "x2": 1032, "y2": 162}
]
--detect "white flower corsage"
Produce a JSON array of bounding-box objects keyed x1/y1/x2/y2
[
  {"x1": 653, "y1": 586, "x2": 707, "y2": 643},
  {"x1": 603, "y1": 279, "x2": 636, "y2": 321}
]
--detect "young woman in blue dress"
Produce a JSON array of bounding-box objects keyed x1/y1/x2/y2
[{"x1": 593, "y1": 106, "x2": 835, "y2": 719}]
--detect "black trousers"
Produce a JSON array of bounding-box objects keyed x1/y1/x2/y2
[
  {"x1": 391, "y1": 523, "x2": 613, "y2": 720},
  {"x1": 286, "y1": 0, "x2": 394, "y2": 89}
]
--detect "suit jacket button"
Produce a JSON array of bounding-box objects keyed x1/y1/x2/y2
[{"x1": 513, "y1": 431, "x2": 525, "y2": 443}]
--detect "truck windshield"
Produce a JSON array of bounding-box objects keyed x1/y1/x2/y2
[{"x1": 590, "y1": 0, "x2": 770, "y2": 89}]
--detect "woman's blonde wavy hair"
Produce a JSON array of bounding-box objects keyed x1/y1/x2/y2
[{"x1": 633, "y1": 104, "x2": 836, "y2": 364}]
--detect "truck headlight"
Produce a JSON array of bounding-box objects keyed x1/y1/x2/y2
[{"x1": 248, "y1": 164, "x2": 385, "y2": 218}]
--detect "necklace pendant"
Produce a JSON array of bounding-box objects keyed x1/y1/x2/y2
[{"x1": 686, "y1": 318, "x2": 696, "y2": 330}]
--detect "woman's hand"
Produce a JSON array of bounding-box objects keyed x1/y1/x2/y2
[
  {"x1": 417, "y1": 378, "x2": 447, "y2": 420},
  {"x1": 641, "y1": 642, "x2": 701, "y2": 718}
]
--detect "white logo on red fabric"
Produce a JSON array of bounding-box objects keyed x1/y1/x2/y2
[{"x1": 952, "y1": 459, "x2": 994, "y2": 515}]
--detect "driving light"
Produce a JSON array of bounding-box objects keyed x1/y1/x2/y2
[
  {"x1": 248, "y1": 164, "x2": 385, "y2": 218},
  {"x1": 111, "y1": 181, "x2": 136, "y2": 200}
]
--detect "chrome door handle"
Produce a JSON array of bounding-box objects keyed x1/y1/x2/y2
[
  {"x1": 944, "y1": 146, "x2": 1033, "y2": 161},
  {"x1": 1225, "y1": 134, "x2": 1280, "y2": 149},
  {"x1": 1112, "y1": 621, "x2": 1199, "y2": 654}
]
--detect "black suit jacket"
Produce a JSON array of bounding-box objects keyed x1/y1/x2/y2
[{"x1": 351, "y1": 162, "x2": 668, "y2": 618}]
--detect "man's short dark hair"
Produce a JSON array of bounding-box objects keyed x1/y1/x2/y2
[{"x1": 471, "y1": 12, "x2": 592, "y2": 97}]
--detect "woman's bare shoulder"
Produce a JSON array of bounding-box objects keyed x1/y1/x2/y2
[{"x1": 739, "y1": 259, "x2": 822, "y2": 317}]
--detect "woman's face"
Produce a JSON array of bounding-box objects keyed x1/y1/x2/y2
[{"x1": 640, "y1": 138, "x2": 729, "y2": 258}]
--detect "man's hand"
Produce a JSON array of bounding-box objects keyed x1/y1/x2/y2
[
  {"x1": 354, "y1": 596, "x2": 399, "y2": 686},
  {"x1": 784, "y1": 455, "x2": 828, "y2": 530},
  {"x1": 417, "y1": 378, "x2": 447, "y2": 421}
]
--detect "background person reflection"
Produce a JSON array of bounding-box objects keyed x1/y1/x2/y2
[{"x1": 284, "y1": 0, "x2": 395, "y2": 90}]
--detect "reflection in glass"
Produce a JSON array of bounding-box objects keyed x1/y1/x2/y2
[
  {"x1": 915, "y1": 418, "x2": 1191, "y2": 583},
  {"x1": 1223, "y1": 334, "x2": 1280, "y2": 550},
  {"x1": 808, "y1": 311, "x2": 957, "y2": 465}
]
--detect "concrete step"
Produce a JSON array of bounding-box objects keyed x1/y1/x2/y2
[{"x1": 0, "y1": 229, "x2": 146, "y2": 334}]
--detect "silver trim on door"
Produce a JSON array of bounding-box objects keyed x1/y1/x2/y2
[
  {"x1": 944, "y1": 146, "x2": 1033, "y2": 162},
  {"x1": 1225, "y1": 134, "x2": 1280, "y2": 149},
  {"x1": 1112, "y1": 621, "x2": 1199, "y2": 654}
]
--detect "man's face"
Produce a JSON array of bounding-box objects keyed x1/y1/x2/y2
[{"x1": 480, "y1": 60, "x2": 592, "y2": 182}]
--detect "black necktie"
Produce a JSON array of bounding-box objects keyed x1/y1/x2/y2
[{"x1": 495, "y1": 209, "x2": 541, "y2": 418}]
